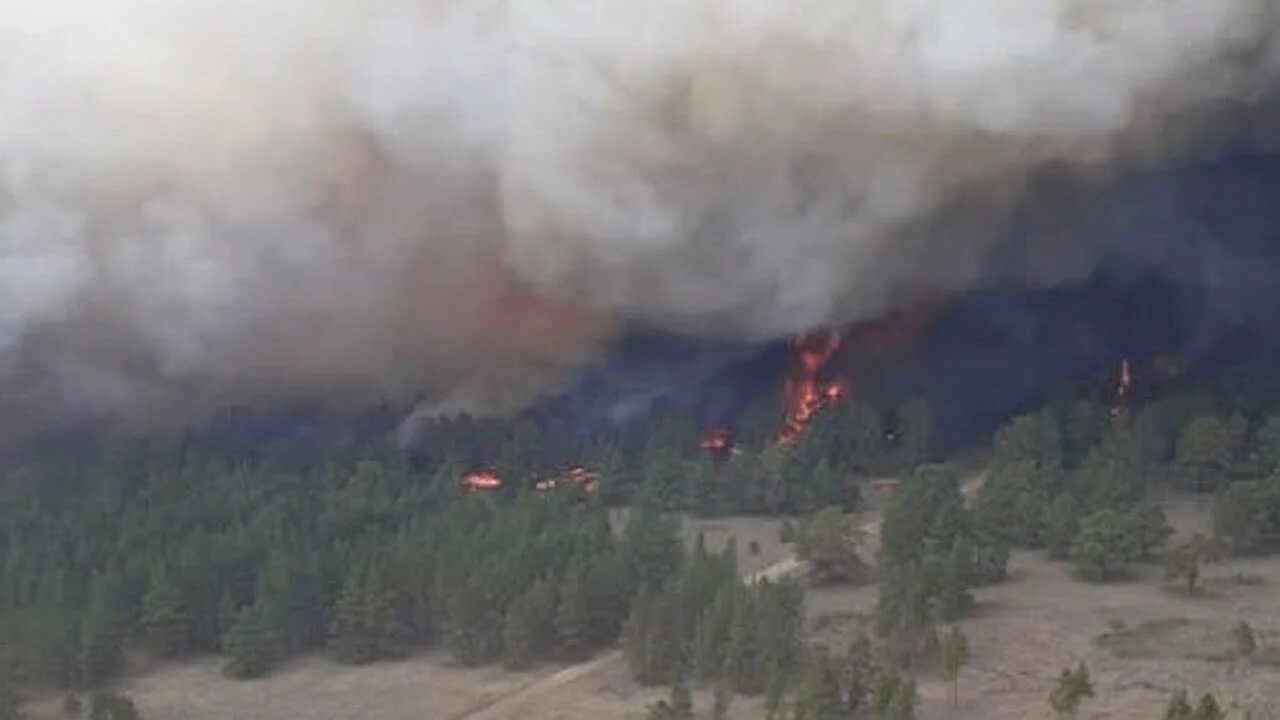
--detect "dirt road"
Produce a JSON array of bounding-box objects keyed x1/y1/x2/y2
[{"x1": 449, "y1": 555, "x2": 806, "y2": 720}]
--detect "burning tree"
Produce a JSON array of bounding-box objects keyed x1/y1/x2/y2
[{"x1": 779, "y1": 330, "x2": 847, "y2": 445}]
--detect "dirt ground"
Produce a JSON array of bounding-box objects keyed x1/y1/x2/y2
[{"x1": 29, "y1": 499, "x2": 1280, "y2": 720}]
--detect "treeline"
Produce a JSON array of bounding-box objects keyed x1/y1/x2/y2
[
  {"x1": 642, "y1": 397, "x2": 935, "y2": 517},
  {"x1": 0, "y1": 451, "x2": 693, "y2": 690},
  {"x1": 976, "y1": 393, "x2": 1280, "y2": 583}
]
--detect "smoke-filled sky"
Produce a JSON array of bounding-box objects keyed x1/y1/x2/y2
[{"x1": 2, "y1": 0, "x2": 1278, "y2": 434}]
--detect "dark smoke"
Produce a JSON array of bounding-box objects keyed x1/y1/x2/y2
[{"x1": 1, "y1": 0, "x2": 1279, "y2": 446}]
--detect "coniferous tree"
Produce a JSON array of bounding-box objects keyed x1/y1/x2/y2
[
  {"x1": 555, "y1": 560, "x2": 591, "y2": 661},
  {"x1": 502, "y1": 578, "x2": 556, "y2": 669},
  {"x1": 141, "y1": 566, "x2": 190, "y2": 659},
  {"x1": 1163, "y1": 689, "x2": 1193, "y2": 720},
  {"x1": 883, "y1": 674, "x2": 918, "y2": 720},
  {"x1": 1071, "y1": 509, "x2": 1140, "y2": 582},
  {"x1": 1191, "y1": 693, "x2": 1224, "y2": 720},
  {"x1": 329, "y1": 563, "x2": 374, "y2": 664},
  {"x1": 222, "y1": 604, "x2": 274, "y2": 680},
  {"x1": 724, "y1": 595, "x2": 761, "y2": 694},
  {"x1": 1048, "y1": 663, "x2": 1093, "y2": 719},
  {"x1": 793, "y1": 652, "x2": 844, "y2": 720},
  {"x1": 1165, "y1": 535, "x2": 1216, "y2": 594},
  {"x1": 1176, "y1": 416, "x2": 1235, "y2": 492},
  {"x1": 1044, "y1": 494, "x2": 1081, "y2": 560},
  {"x1": 88, "y1": 691, "x2": 140, "y2": 720},
  {"x1": 0, "y1": 675, "x2": 24, "y2": 720},
  {"x1": 1233, "y1": 620, "x2": 1257, "y2": 671},
  {"x1": 940, "y1": 626, "x2": 968, "y2": 709},
  {"x1": 796, "y1": 507, "x2": 865, "y2": 585},
  {"x1": 711, "y1": 684, "x2": 732, "y2": 720},
  {"x1": 871, "y1": 666, "x2": 913, "y2": 718},
  {"x1": 76, "y1": 569, "x2": 129, "y2": 688}
]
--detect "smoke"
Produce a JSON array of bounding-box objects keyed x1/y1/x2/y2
[{"x1": 2, "y1": 0, "x2": 1278, "y2": 434}]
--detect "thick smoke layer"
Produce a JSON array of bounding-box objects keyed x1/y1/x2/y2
[{"x1": 1, "y1": 0, "x2": 1278, "y2": 433}]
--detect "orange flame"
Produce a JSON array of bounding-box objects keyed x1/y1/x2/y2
[
  {"x1": 778, "y1": 330, "x2": 845, "y2": 445},
  {"x1": 461, "y1": 469, "x2": 503, "y2": 493}
]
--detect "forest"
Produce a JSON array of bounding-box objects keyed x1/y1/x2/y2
[{"x1": 4, "y1": 360, "x2": 1280, "y2": 719}]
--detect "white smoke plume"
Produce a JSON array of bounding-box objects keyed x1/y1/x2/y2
[{"x1": 1, "y1": 0, "x2": 1277, "y2": 432}]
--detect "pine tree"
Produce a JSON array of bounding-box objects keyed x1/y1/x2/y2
[
  {"x1": 624, "y1": 587, "x2": 657, "y2": 682},
  {"x1": 935, "y1": 544, "x2": 973, "y2": 621},
  {"x1": 1044, "y1": 494, "x2": 1080, "y2": 560},
  {"x1": 724, "y1": 596, "x2": 760, "y2": 694},
  {"x1": 1233, "y1": 620, "x2": 1257, "y2": 668},
  {"x1": 894, "y1": 397, "x2": 934, "y2": 470},
  {"x1": 503, "y1": 579, "x2": 556, "y2": 669},
  {"x1": 842, "y1": 635, "x2": 875, "y2": 714},
  {"x1": 711, "y1": 684, "x2": 732, "y2": 720},
  {"x1": 1163, "y1": 689, "x2": 1192, "y2": 720},
  {"x1": 216, "y1": 594, "x2": 239, "y2": 644},
  {"x1": 88, "y1": 691, "x2": 140, "y2": 720},
  {"x1": 1165, "y1": 535, "x2": 1214, "y2": 595},
  {"x1": 940, "y1": 626, "x2": 968, "y2": 709},
  {"x1": 1071, "y1": 509, "x2": 1139, "y2": 582},
  {"x1": 255, "y1": 546, "x2": 325, "y2": 656},
  {"x1": 363, "y1": 563, "x2": 410, "y2": 660},
  {"x1": 796, "y1": 507, "x2": 864, "y2": 585},
  {"x1": 1048, "y1": 663, "x2": 1093, "y2": 719},
  {"x1": 1191, "y1": 693, "x2": 1224, "y2": 720},
  {"x1": 141, "y1": 565, "x2": 190, "y2": 659},
  {"x1": 0, "y1": 675, "x2": 24, "y2": 720},
  {"x1": 76, "y1": 569, "x2": 129, "y2": 688},
  {"x1": 555, "y1": 561, "x2": 591, "y2": 661},
  {"x1": 669, "y1": 678, "x2": 693, "y2": 720},
  {"x1": 884, "y1": 675, "x2": 918, "y2": 720},
  {"x1": 872, "y1": 666, "x2": 912, "y2": 717},
  {"x1": 1176, "y1": 417, "x2": 1235, "y2": 492},
  {"x1": 794, "y1": 652, "x2": 844, "y2": 720},
  {"x1": 222, "y1": 604, "x2": 275, "y2": 680},
  {"x1": 329, "y1": 564, "x2": 374, "y2": 664}
]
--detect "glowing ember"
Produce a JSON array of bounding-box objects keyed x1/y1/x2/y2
[
  {"x1": 699, "y1": 428, "x2": 730, "y2": 452},
  {"x1": 461, "y1": 469, "x2": 502, "y2": 493},
  {"x1": 536, "y1": 466, "x2": 600, "y2": 494},
  {"x1": 779, "y1": 330, "x2": 844, "y2": 445}
]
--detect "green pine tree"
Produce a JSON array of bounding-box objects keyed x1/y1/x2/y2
[
  {"x1": 1048, "y1": 663, "x2": 1093, "y2": 719},
  {"x1": 88, "y1": 691, "x2": 140, "y2": 720},
  {"x1": 329, "y1": 564, "x2": 374, "y2": 664},
  {"x1": 1071, "y1": 509, "x2": 1139, "y2": 582},
  {"x1": 884, "y1": 675, "x2": 918, "y2": 720},
  {"x1": 1191, "y1": 693, "x2": 1224, "y2": 720},
  {"x1": 1163, "y1": 689, "x2": 1192, "y2": 720},
  {"x1": 503, "y1": 579, "x2": 556, "y2": 669},
  {"x1": 555, "y1": 561, "x2": 591, "y2": 661},
  {"x1": 76, "y1": 569, "x2": 129, "y2": 688},
  {"x1": 141, "y1": 565, "x2": 190, "y2": 659},
  {"x1": 711, "y1": 684, "x2": 732, "y2": 720},
  {"x1": 794, "y1": 652, "x2": 844, "y2": 720},
  {"x1": 940, "y1": 626, "x2": 968, "y2": 708},
  {"x1": 222, "y1": 604, "x2": 275, "y2": 680}
]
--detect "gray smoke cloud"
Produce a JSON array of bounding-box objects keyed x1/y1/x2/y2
[{"x1": 1, "y1": 0, "x2": 1278, "y2": 435}]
